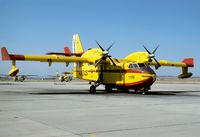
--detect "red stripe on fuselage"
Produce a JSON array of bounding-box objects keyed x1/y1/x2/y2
[{"x1": 86, "y1": 69, "x2": 144, "y2": 73}]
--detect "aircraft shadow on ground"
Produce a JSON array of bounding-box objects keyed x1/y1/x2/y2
[{"x1": 30, "y1": 89, "x2": 200, "y2": 96}]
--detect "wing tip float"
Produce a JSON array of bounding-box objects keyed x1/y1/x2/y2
[{"x1": 178, "y1": 58, "x2": 194, "y2": 79}]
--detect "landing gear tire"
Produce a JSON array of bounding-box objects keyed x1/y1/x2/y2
[
  {"x1": 123, "y1": 88, "x2": 129, "y2": 93},
  {"x1": 142, "y1": 90, "x2": 148, "y2": 95},
  {"x1": 141, "y1": 87, "x2": 149, "y2": 95},
  {"x1": 105, "y1": 85, "x2": 112, "y2": 93},
  {"x1": 89, "y1": 85, "x2": 96, "y2": 94}
]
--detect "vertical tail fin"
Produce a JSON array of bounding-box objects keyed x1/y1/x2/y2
[
  {"x1": 72, "y1": 34, "x2": 84, "y2": 74},
  {"x1": 72, "y1": 34, "x2": 84, "y2": 54}
]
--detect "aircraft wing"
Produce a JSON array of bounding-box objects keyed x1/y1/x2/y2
[
  {"x1": 1, "y1": 47, "x2": 94, "y2": 63},
  {"x1": 150, "y1": 58, "x2": 194, "y2": 68},
  {"x1": 1, "y1": 47, "x2": 94, "y2": 76},
  {"x1": 149, "y1": 58, "x2": 194, "y2": 78}
]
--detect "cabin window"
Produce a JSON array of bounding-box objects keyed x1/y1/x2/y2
[
  {"x1": 129, "y1": 63, "x2": 139, "y2": 69},
  {"x1": 138, "y1": 63, "x2": 146, "y2": 68}
]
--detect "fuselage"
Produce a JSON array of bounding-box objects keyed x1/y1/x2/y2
[{"x1": 73, "y1": 62, "x2": 156, "y2": 90}]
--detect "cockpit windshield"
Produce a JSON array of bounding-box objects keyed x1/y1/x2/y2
[
  {"x1": 129, "y1": 63, "x2": 155, "y2": 74},
  {"x1": 129, "y1": 63, "x2": 146, "y2": 69}
]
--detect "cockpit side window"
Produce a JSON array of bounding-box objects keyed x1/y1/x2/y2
[
  {"x1": 128, "y1": 64, "x2": 133, "y2": 69},
  {"x1": 133, "y1": 64, "x2": 139, "y2": 68},
  {"x1": 138, "y1": 63, "x2": 146, "y2": 68},
  {"x1": 129, "y1": 63, "x2": 139, "y2": 69}
]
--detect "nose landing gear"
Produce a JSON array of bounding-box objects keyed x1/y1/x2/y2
[
  {"x1": 140, "y1": 87, "x2": 150, "y2": 95},
  {"x1": 135, "y1": 86, "x2": 150, "y2": 95}
]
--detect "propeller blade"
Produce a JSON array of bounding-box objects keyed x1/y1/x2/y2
[
  {"x1": 153, "y1": 58, "x2": 161, "y2": 69},
  {"x1": 108, "y1": 56, "x2": 116, "y2": 66},
  {"x1": 143, "y1": 45, "x2": 151, "y2": 54},
  {"x1": 96, "y1": 41, "x2": 105, "y2": 51},
  {"x1": 106, "y1": 42, "x2": 115, "y2": 51},
  {"x1": 152, "y1": 45, "x2": 159, "y2": 54},
  {"x1": 142, "y1": 45, "x2": 161, "y2": 69},
  {"x1": 95, "y1": 41, "x2": 116, "y2": 66},
  {"x1": 95, "y1": 57, "x2": 103, "y2": 67},
  {"x1": 114, "y1": 58, "x2": 120, "y2": 63}
]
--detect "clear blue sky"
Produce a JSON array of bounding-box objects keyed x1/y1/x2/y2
[{"x1": 0, "y1": 0, "x2": 199, "y2": 76}]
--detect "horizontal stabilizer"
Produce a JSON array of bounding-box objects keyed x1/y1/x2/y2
[
  {"x1": 46, "y1": 52, "x2": 68, "y2": 55},
  {"x1": 46, "y1": 47, "x2": 71, "y2": 56},
  {"x1": 46, "y1": 47, "x2": 83, "y2": 56},
  {"x1": 64, "y1": 47, "x2": 72, "y2": 55}
]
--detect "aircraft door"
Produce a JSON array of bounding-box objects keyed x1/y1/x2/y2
[{"x1": 102, "y1": 64, "x2": 123, "y2": 85}]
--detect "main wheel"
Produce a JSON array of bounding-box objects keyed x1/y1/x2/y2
[
  {"x1": 123, "y1": 88, "x2": 129, "y2": 93},
  {"x1": 89, "y1": 85, "x2": 96, "y2": 94},
  {"x1": 105, "y1": 85, "x2": 112, "y2": 92}
]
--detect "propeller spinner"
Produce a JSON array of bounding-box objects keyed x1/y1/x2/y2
[
  {"x1": 95, "y1": 41, "x2": 116, "y2": 67},
  {"x1": 143, "y1": 45, "x2": 161, "y2": 69}
]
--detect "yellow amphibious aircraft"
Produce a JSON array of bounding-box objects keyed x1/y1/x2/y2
[{"x1": 1, "y1": 34, "x2": 194, "y2": 94}]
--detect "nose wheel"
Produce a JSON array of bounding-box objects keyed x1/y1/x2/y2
[
  {"x1": 140, "y1": 87, "x2": 150, "y2": 95},
  {"x1": 135, "y1": 86, "x2": 150, "y2": 95},
  {"x1": 142, "y1": 90, "x2": 148, "y2": 95}
]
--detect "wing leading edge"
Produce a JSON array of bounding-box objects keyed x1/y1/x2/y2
[{"x1": 150, "y1": 58, "x2": 194, "y2": 78}]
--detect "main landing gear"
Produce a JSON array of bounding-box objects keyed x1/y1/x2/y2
[
  {"x1": 89, "y1": 82, "x2": 151, "y2": 95},
  {"x1": 89, "y1": 82, "x2": 100, "y2": 94},
  {"x1": 105, "y1": 85, "x2": 113, "y2": 93},
  {"x1": 89, "y1": 85, "x2": 96, "y2": 94}
]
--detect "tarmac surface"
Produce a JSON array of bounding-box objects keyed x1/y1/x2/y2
[{"x1": 0, "y1": 81, "x2": 200, "y2": 137}]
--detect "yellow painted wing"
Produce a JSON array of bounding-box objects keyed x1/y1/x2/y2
[
  {"x1": 1, "y1": 47, "x2": 97, "y2": 76},
  {"x1": 1, "y1": 47, "x2": 94, "y2": 63},
  {"x1": 149, "y1": 58, "x2": 194, "y2": 68},
  {"x1": 150, "y1": 58, "x2": 194, "y2": 78}
]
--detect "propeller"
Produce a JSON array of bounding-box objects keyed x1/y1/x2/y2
[
  {"x1": 95, "y1": 41, "x2": 116, "y2": 67},
  {"x1": 143, "y1": 45, "x2": 161, "y2": 69}
]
